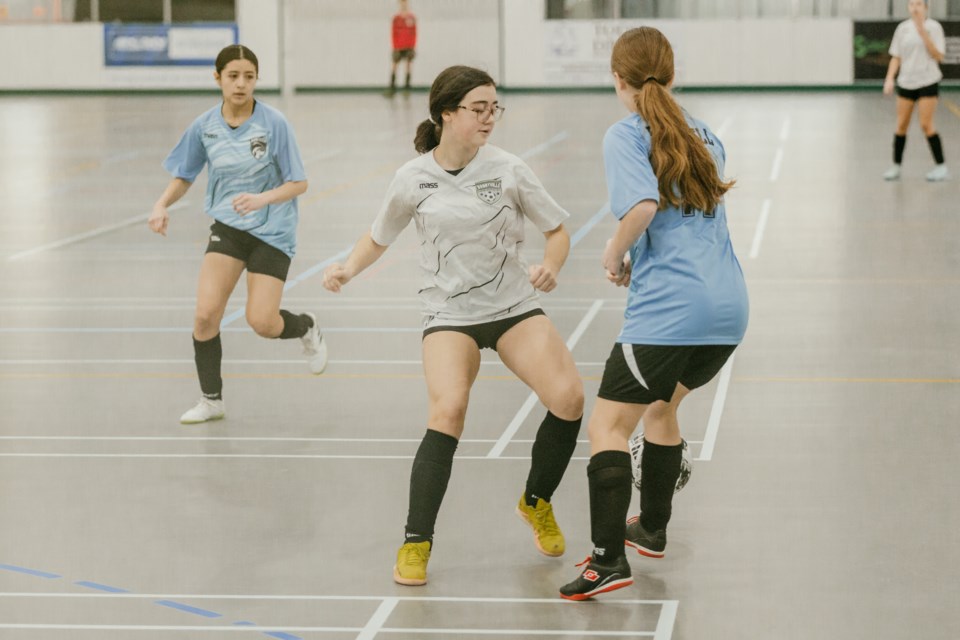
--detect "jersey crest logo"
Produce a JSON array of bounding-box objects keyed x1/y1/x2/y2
[
  {"x1": 474, "y1": 178, "x2": 502, "y2": 205},
  {"x1": 250, "y1": 136, "x2": 267, "y2": 160}
]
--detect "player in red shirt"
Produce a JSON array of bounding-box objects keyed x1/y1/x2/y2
[{"x1": 387, "y1": 0, "x2": 416, "y2": 96}]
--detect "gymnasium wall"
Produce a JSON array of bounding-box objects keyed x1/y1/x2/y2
[{"x1": 0, "y1": 0, "x2": 856, "y2": 91}]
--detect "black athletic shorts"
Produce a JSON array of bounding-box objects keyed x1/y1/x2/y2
[
  {"x1": 422, "y1": 308, "x2": 545, "y2": 351},
  {"x1": 204, "y1": 220, "x2": 292, "y2": 281},
  {"x1": 896, "y1": 82, "x2": 939, "y2": 101},
  {"x1": 598, "y1": 343, "x2": 737, "y2": 405},
  {"x1": 392, "y1": 48, "x2": 416, "y2": 63}
]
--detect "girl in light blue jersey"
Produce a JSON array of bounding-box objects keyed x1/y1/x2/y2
[
  {"x1": 561, "y1": 27, "x2": 748, "y2": 601},
  {"x1": 148, "y1": 45, "x2": 326, "y2": 425}
]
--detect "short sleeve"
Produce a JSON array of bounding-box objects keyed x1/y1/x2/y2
[
  {"x1": 603, "y1": 120, "x2": 659, "y2": 220},
  {"x1": 888, "y1": 23, "x2": 904, "y2": 57},
  {"x1": 272, "y1": 116, "x2": 307, "y2": 183},
  {"x1": 370, "y1": 171, "x2": 414, "y2": 246},
  {"x1": 514, "y1": 159, "x2": 569, "y2": 232},
  {"x1": 162, "y1": 118, "x2": 207, "y2": 181}
]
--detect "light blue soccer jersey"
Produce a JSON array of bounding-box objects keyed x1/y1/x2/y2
[
  {"x1": 163, "y1": 100, "x2": 307, "y2": 257},
  {"x1": 603, "y1": 112, "x2": 748, "y2": 345}
]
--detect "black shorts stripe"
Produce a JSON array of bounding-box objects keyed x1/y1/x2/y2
[{"x1": 597, "y1": 343, "x2": 737, "y2": 405}]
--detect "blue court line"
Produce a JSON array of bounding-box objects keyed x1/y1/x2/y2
[
  {"x1": 0, "y1": 564, "x2": 60, "y2": 579},
  {"x1": 219, "y1": 245, "x2": 353, "y2": 329},
  {"x1": 570, "y1": 202, "x2": 611, "y2": 249},
  {"x1": 0, "y1": 563, "x2": 302, "y2": 640},
  {"x1": 75, "y1": 581, "x2": 130, "y2": 593},
  {"x1": 155, "y1": 600, "x2": 223, "y2": 618}
]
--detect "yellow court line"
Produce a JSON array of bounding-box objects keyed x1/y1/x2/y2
[
  {"x1": 734, "y1": 376, "x2": 960, "y2": 384},
  {"x1": 943, "y1": 98, "x2": 960, "y2": 120},
  {"x1": 299, "y1": 161, "x2": 400, "y2": 205}
]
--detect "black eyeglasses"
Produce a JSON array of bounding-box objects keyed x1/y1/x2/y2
[{"x1": 457, "y1": 104, "x2": 505, "y2": 123}]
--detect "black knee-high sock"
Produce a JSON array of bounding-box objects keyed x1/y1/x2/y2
[
  {"x1": 894, "y1": 134, "x2": 907, "y2": 165},
  {"x1": 404, "y1": 73, "x2": 411, "y2": 88},
  {"x1": 639, "y1": 441, "x2": 683, "y2": 532},
  {"x1": 277, "y1": 309, "x2": 311, "y2": 340},
  {"x1": 927, "y1": 134, "x2": 945, "y2": 164},
  {"x1": 525, "y1": 411, "x2": 581, "y2": 506},
  {"x1": 405, "y1": 429, "x2": 459, "y2": 544},
  {"x1": 587, "y1": 450, "x2": 633, "y2": 562},
  {"x1": 193, "y1": 334, "x2": 222, "y2": 400},
  {"x1": 390, "y1": 71, "x2": 396, "y2": 89}
]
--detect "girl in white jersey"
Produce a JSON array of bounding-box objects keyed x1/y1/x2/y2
[
  {"x1": 323, "y1": 65, "x2": 584, "y2": 586},
  {"x1": 560, "y1": 27, "x2": 748, "y2": 600},
  {"x1": 882, "y1": 0, "x2": 948, "y2": 181},
  {"x1": 148, "y1": 45, "x2": 327, "y2": 424}
]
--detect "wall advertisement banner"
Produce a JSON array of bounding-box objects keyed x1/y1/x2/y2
[{"x1": 104, "y1": 23, "x2": 238, "y2": 66}]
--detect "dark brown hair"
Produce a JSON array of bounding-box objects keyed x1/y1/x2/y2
[
  {"x1": 611, "y1": 27, "x2": 733, "y2": 213},
  {"x1": 414, "y1": 65, "x2": 496, "y2": 154},
  {"x1": 215, "y1": 44, "x2": 259, "y2": 76}
]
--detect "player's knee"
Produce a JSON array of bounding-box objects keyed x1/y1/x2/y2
[
  {"x1": 246, "y1": 313, "x2": 277, "y2": 338},
  {"x1": 548, "y1": 378, "x2": 584, "y2": 421},
  {"x1": 193, "y1": 310, "x2": 221, "y2": 335},
  {"x1": 430, "y1": 398, "x2": 469, "y2": 430}
]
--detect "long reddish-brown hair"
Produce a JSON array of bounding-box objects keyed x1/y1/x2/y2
[{"x1": 611, "y1": 27, "x2": 733, "y2": 213}]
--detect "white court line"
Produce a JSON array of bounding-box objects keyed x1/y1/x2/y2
[
  {"x1": 0, "y1": 624, "x2": 655, "y2": 637},
  {"x1": 779, "y1": 116, "x2": 791, "y2": 141},
  {"x1": 654, "y1": 600, "x2": 679, "y2": 640},
  {"x1": 749, "y1": 198, "x2": 772, "y2": 259},
  {"x1": 486, "y1": 300, "x2": 604, "y2": 458},
  {"x1": 0, "y1": 358, "x2": 607, "y2": 366},
  {"x1": 0, "y1": 452, "x2": 594, "y2": 460},
  {"x1": 0, "y1": 436, "x2": 702, "y2": 444},
  {"x1": 357, "y1": 597, "x2": 399, "y2": 640},
  {"x1": 714, "y1": 116, "x2": 733, "y2": 138},
  {"x1": 5, "y1": 202, "x2": 190, "y2": 262},
  {"x1": 769, "y1": 148, "x2": 784, "y2": 182},
  {"x1": 697, "y1": 354, "x2": 735, "y2": 462},
  {"x1": 520, "y1": 131, "x2": 569, "y2": 160},
  {"x1": 0, "y1": 592, "x2": 668, "y2": 604}
]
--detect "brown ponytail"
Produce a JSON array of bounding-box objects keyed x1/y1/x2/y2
[{"x1": 612, "y1": 28, "x2": 733, "y2": 213}]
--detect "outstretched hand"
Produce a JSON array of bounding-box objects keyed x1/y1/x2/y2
[{"x1": 322, "y1": 263, "x2": 352, "y2": 293}]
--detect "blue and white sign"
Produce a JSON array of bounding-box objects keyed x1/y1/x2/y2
[{"x1": 104, "y1": 23, "x2": 238, "y2": 66}]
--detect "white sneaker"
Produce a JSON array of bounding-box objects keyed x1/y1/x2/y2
[
  {"x1": 180, "y1": 397, "x2": 225, "y2": 424},
  {"x1": 301, "y1": 312, "x2": 328, "y2": 374},
  {"x1": 882, "y1": 165, "x2": 901, "y2": 181},
  {"x1": 926, "y1": 164, "x2": 949, "y2": 182}
]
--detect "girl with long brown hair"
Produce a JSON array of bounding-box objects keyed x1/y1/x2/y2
[{"x1": 560, "y1": 27, "x2": 748, "y2": 600}]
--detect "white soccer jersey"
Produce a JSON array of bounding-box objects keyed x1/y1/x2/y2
[
  {"x1": 889, "y1": 19, "x2": 945, "y2": 90},
  {"x1": 371, "y1": 144, "x2": 569, "y2": 328}
]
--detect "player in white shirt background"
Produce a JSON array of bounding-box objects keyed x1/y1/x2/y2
[
  {"x1": 323, "y1": 65, "x2": 584, "y2": 587},
  {"x1": 882, "y1": 0, "x2": 949, "y2": 181}
]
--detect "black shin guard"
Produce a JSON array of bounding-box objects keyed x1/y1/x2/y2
[
  {"x1": 587, "y1": 450, "x2": 633, "y2": 561},
  {"x1": 894, "y1": 134, "x2": 907, "y2": 165},
  {"x1": 927, "y1": 134, "x2": 945, "y2": 165},
  {"x1": 193, "y1": 334, "x2": 223, "y2": 399},
  {"x1": 277, "y1": 309, "x2": 311, "y2": 340},
  {"x1": 639, "y1": 441, "x2": 683, "y2": 532},
  {"x1": 525, "y1": 411, "x2": 581, "y2": 506},
  {"x1": 405, "y1": 429, "x2": 459, "y2": 543}
]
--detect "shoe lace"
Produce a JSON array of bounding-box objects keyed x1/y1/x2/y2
[
  {"x1": 574, "y1": 555, "x2": 592, "y2": 568},
  {"x1": 400, "y1": 544, "x2": 428, "y2": 565},
  {"x1": 533, "y1": 502, "x2": 561, "y2": 538}
]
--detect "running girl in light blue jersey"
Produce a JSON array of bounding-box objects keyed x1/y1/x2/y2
[
  {"x1": 148, "y1": 44, "x2": 327, "y2": 425},
  {"x1": 561, "y1": 26, "x2": 748, "y2": 601}
]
